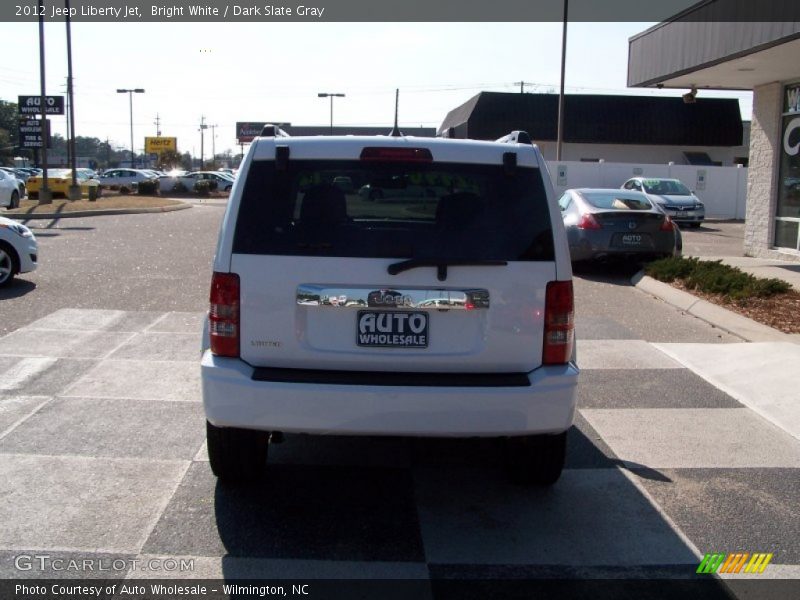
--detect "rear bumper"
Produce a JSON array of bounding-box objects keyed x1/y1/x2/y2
[{"x1": 201, "y1": 351, "x2": 579, "y2": 437}]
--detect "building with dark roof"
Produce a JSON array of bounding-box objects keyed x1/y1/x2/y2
[{"x1": 438, "y1": 91, "x2": 748, "y2": 166}]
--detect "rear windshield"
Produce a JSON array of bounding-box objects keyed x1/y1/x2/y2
[
  {"x1": 583, "y1": 192, "x2": 652, "y2": 211},
  {"x1": 232, "y1": 159, "x2": 554, "y2": 261},
  {"x1": 642, "y1": 179, "x2": 691, "y2": 196}
]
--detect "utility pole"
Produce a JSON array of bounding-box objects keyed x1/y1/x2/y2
[
  {"x1": 514, "y1": 81, "x2": 534, "y2": 94},
  {"x1": 209, "y1": 124, "x2": 218, "y2": 168},
  {"x1": 105, "y1": 136, "x2": 110, "y2": 168},
  {"x1": 38, "y1": 3, "x2": 52, "y2": 204},
  {"x1": 154, "y1": 113, "x2": 161, "y2": 136},
  {"x1": 198, "y1": 115, "x2": 207, "y2": 168}
]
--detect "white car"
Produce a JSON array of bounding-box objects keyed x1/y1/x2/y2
[
  {"x1": 621, "y1": 177, "x2": 705, "y2": 227},
  {"x1": 180, "y1": 171, "x2": 235, "y2": 192},
  {"x1": 0, "y1": 216, "x2": 37, "y2": 287},
  {"x1": 97, "y1": 168, "x2": 155, "y2": 192},
  {"x1": 0, "y1": 169, "x2": 22, "y2": 209},
  {"x1": 201, "y1": 129, "x2": 577, "y2": 486}
]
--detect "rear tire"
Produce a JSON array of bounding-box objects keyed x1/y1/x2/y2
[
  {"x1": 0, "y1": 241, "x2": 19, "y2": 287},
  {"x1": 505, "y1": 432, "x2": 567, "y2": 485},
  {"x1": 8, "y1": 191, "x2": 19, "y2": 209},
  {"x1": 206, "y1": 420, "x2": 269, "y2": 484}
]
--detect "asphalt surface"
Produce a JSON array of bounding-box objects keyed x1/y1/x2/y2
[
  {"x1": 0, "y1": 205, "x2": 221, "y2": 335},
  {"x1": 0, "y1": 209, "x2": 797, "y2": 596}
]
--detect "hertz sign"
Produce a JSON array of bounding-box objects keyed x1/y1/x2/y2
[{"x1": 145, "y1": 137, "x2": 177, "y2": 154}]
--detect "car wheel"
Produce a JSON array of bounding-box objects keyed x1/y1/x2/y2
[
  {"x1": 206, "y1": 420, "x2": 269, "y2": 484},
  {"x1": 119, "y1": 185, "x2": 131, "y2": 195},
  {"x1": 8, "y1": 191, "x2": 19, "y2": 210},
  {"x1": 0, "y1": 242, "x2": 19, "y2": 287},
  {"x1": 224, "y1": 185, "x2": 232, "y2": 192},
  {"x1": 505, "y1": 432, "x2": 567, "y2": 485}
]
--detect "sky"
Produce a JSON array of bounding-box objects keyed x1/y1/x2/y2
[{"x1": 0, "y1": 21, "x2": 754, "y2": 158}]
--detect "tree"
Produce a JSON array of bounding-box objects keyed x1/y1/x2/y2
[
  {"x1": 0, "y1": 100, "x2": 19, "y2": 166},
  {"x1": 157, "y1": 149, "x2": 182, "y2": 170}
]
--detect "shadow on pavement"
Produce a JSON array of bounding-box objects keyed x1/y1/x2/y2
[
  {"x1": 209, "y1": 428, "x2": 734, "y2": 597},
  {"x1": 0, "y1": 278, "x2": 36, "y2": 300},
  {"x1": 572, "y1": 260, "x2": 643, "y2": 285}
]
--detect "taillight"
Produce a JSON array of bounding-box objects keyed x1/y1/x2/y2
[
  {"x1": 660, "y1": 215, "x2": 675, "y2": 231},
  {"x1": 577, "y1": 214, "x2": 602, "y2": 230},
  {"x1": 209, "y1": 272, "x2": 240, "y2": 357},
  {"x1": 543, "y1": 280, "x2": 574, "y2": 365}
]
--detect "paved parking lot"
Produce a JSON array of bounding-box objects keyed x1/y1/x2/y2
[{"x1": 0, "y1": 209, "x2": 797, "y2": 596}]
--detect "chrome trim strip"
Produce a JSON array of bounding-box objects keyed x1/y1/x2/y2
[{"x1": 296, "y1": 285, "x2": 490, "y2": 310}]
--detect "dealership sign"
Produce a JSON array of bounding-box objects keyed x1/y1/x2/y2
[
  {"x1": 18, "y1": 118, "x2": 51, "y2": 148},
  {"x1": 18, "y1": 95, "x2": 65, "y2": 115},
  {"x1": 145, "y1": 136, "x2": 177, "y2": 153},
  {"x1": 236, "y1": 122, "x2": 266, "y2": 143}
]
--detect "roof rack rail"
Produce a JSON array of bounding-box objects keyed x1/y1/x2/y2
[
  {"x1": 495, "y1": 131, "x2": 532, "y2": 145},
  {"x1": 260, "y1": 124, "x2": 290, "y2": 138}
]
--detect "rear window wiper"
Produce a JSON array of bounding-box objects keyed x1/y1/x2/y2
[{"x1": 387, "y1": 258, "x2": 507, "y2": 281}]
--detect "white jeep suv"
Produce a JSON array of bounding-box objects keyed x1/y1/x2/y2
[{"x1": 201, "y1": 127, "x2": 578, "y2": 485}]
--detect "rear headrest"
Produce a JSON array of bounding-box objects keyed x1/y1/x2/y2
[
  {"x1": 299, "y1": 184, "x2": 347, "y2": 224},
  {"x1": 436, "y1": 192, "x2": 485, "y2": 229}
]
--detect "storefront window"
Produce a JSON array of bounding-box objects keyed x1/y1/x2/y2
[{"x1": 775, "y1": 82, "x2": 800, "y2": 250}]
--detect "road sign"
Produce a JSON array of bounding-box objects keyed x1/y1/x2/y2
[
  {"x1": 18, "y1": 118, "x2": 51, "y2": 148},
  {"x1": 18, "y1": 95, "x2": 65, "y2": 115}
]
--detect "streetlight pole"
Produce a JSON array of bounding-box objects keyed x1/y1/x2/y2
[
  {"x1": 317, "y1": 92, "x2": 345, "y2": 135},
  {"x1": 116, "y1": 88, "x2": 144, "y2": 167},
  {"x1": 556, "y1": 0, "x2": 568, "y2": 161}
]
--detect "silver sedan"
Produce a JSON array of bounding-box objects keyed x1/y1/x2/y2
[{"x1": 559, "y1": 188, "x2": 681, "y2": 263}]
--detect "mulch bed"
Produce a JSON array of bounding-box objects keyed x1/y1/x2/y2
[{"x1": 673, "y1": 281, "x2": 800, "y2": 334}]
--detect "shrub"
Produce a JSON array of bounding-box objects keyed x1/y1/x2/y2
[
  {"x1": 645, "y1": 256, "x2": 698, "y2": 282},
  {"x1": 194, "y1": 180, "x2": 211, "y2": 196},
  {"x1": 646, "y1": 256, "x2": 791, "y2": 301},
  {"x1": 136, "y1": 179, "x2": 159, "y2": 195}
]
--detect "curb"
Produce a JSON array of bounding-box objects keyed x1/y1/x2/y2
[
  {"x1": 631, "y1": 270, "x2": 799, "y2": 343},
  {"x1": 6, "y1": 202, "x2": 191, "y2": 220}
]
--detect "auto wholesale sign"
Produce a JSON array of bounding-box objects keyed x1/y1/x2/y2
[
  {"x1": 145, "y1": 137, "x2": 177, "y2": 153},
  {"x1": 18, "y1": 95, "x2": 65, "y2": 115}
]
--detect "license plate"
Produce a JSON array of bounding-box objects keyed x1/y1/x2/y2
[
  {"x1": 621, "y1": 233, "x2": 644, "y2": 246},
  {"x1": 676, "y1": 211, "x2": 688, "y2": 218},
  {"x1": 357, "y1": 311, "x2": 428, "y2": 348}
]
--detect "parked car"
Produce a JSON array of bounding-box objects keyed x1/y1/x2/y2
[
  {"x1": 201, "y1": 130, "x2": 577, "y2": 486},
  {"x1": 0, "y1": 170, "x2": 21, "y2": 209},
  {"x1": 27, "y1": 169, "x2": 100, "y2": 199},
  {"x1": 559, "y1": 188, "x2": 680, "y2": 263},
  {"x1": 179, "y1": 171, "x2": 234, "y2": 192},
  {"x1": 0, "y1": 168, "x2": 26, "y2": 200},
  {"x1": 97, "y1": 168, "x2": 155, "y2": 193},
  {"x1": 0, "y1": 216, "x2": 37, "y2": 287},
  {"x1": 357, "y1": 174, "x2": 441, "y2": 201},
  {"x1": 621, "y1": 177, "x2": 705, "y2": 227}
]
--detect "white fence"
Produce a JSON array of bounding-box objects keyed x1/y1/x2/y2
[{"x1": 545, "y1": 160, "x2": 748, "y2": 219}]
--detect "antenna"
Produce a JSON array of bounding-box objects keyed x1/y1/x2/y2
[{"x1": 389, "y1": 88, "x2": 402, "y2": 137}]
